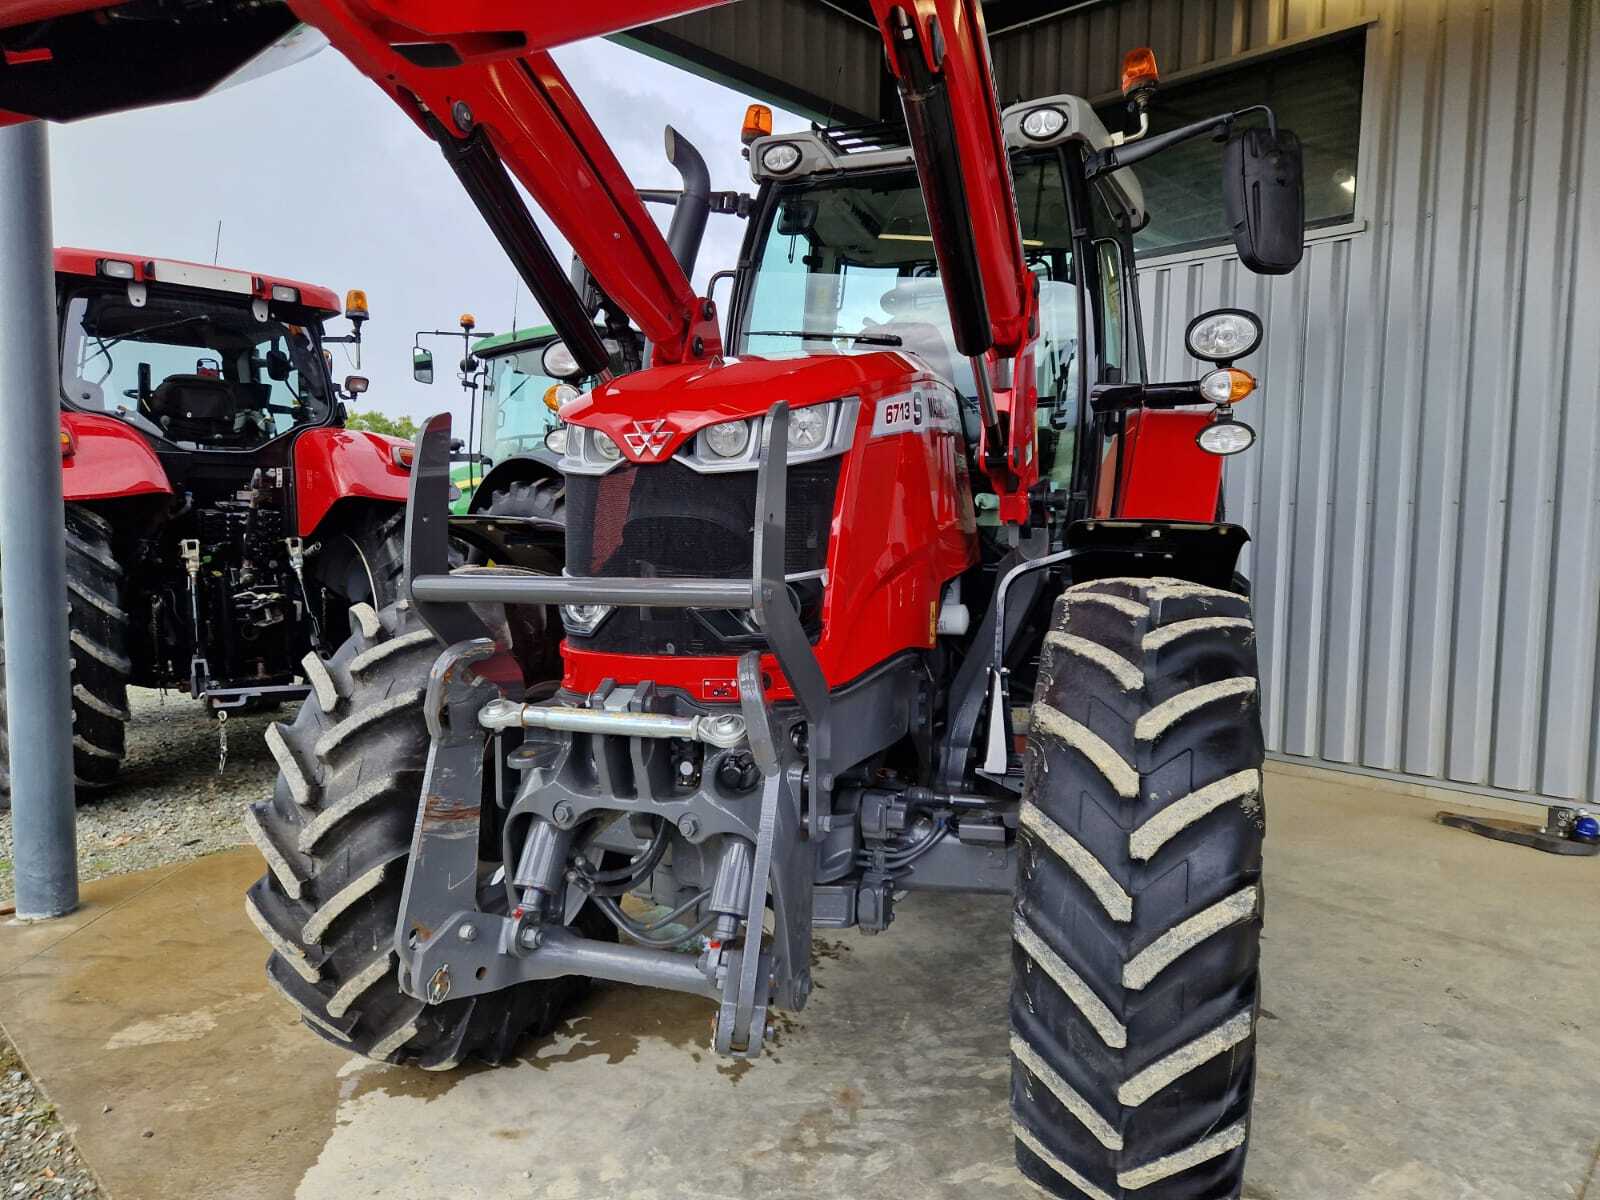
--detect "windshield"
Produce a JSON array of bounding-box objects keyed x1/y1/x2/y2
[
  {"x1": 739, "y1": 154, "x2": 1082, "y2": 455},
  {"x1": 480, "y1": 345, "x2": 564, "y2": 461},
  {"x1": 60, "y1": 289, "x2": 333, "y2": 448}
]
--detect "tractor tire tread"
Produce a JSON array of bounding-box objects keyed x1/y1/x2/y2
[{"x1": 1011, "y1": 575, "x2": 1265, "y2": 1200}]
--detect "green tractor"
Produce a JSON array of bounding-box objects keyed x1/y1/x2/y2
[{"x1": 442, "y1": 323, "x2": 574, "y2": 516}]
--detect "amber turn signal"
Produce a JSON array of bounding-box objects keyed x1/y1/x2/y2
[
  {"x1": 741, "y1": 103, "x2": 773, "y2": 145},
  {"x1": 1121, "y1": 47, "x2": 1159, "y2": 96},
  {"x1": 1199, "y1": 367, "x2": 1257, "y2": 405}
]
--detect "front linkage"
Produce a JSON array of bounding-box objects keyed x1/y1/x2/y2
[{"x1": 392, "y1": 408, "x2": 1013, "y2": 1058}]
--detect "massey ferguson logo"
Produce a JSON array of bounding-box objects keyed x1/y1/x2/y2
[{"x1": 622, "y1": 418, "x2": 672, "y2": 459}]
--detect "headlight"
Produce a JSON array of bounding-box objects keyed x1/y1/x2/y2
[
  {"x1": 788, "y1": 404, "x2": 829, "y2": 450},
  {"x1": 592, "y1": 430, "x2": 621, "y2": 461},
  {"x1": 1020, "y1": 106, "x2": 1067, "y2": 141},
  {"x1": 1199, "y1": 367, "x2": 1256, "y2": 405},
  {"x1": 761, "y1": 143, "x2": 802, "y2": 173},
  {"x1": 544, "y1": 427, "x2": 568, "y2": 455},
  {"x1": 1196, "y1": 419, "x2": 1256, "y2": 456},
  {"x1": 705, "y1": 420, "x2": 751, "y2": 458},
  {"x1": 560, "y1": 604, "x2": 613, "y2": 636},
  {"x1": 1186, "y1": 308, "x2": 1262, "y2": 362}
]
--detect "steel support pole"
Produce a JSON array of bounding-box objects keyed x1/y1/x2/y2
[{"x1": 0, "y1": 121, "x2": 78, "y2": 919}]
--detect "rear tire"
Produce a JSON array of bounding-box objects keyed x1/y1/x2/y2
[
  {"x1": 482, "y1": 477, "x2": 564, "y2": 529},
  {"x1": 1010, "y1": 576, "x2": 1265, "y2": 1199},
  {"x1": 244, "y1": 598, "x2": 599, "y2": 1067},
  {"x1": 0, "y1": 504, "x2": 131, "y2": 804}
]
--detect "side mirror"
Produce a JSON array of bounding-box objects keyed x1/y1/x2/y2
[
  {"x1": 344, "y1": 374, "x2": 369, "y2": 396},
  {"x1": 1222, "y1": 127, "x2": 1305, "y2": 275},
  {"x1": 265, "y1": 349, "x2": 292, "y2": 381},
  {"x1": 412, "y1": 348, "x2": 434, "y2": 385},
  {"x1": 541, "y1": 340, "x2": 582, "y2": 381}
]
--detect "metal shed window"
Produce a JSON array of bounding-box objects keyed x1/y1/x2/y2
[{"x1": 1097, "y1": 35, "x2": 1365, "y2": 256}]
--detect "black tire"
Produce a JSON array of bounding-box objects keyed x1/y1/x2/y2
[
  {"x1": 244, "y1": 598, "x2": 599, "y2": 1067},
  {"x1": 318, "y1": 507, "x2": 407, "y2": 613},
  {"x1": 1010, "y1": 576, "x2": 1265, "y2": 1200},
  {"x1": 481, "y1": 476, "x2": 564, "y2": 528},
  {"x1": 0, "y1": 504, "x2": 131, "y2": 803}
]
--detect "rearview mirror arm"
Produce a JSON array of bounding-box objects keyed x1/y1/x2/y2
[{"x1": 1087, "y1": 104, "x2": 1276, "y2": 178}]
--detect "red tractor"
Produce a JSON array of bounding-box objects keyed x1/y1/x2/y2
[
  {"x1": 0, "y1": 3, "x2": 1304, "y2": 1196},
  {"x1": 0, "y1": 248, "x2": 411, "y2": 797}
]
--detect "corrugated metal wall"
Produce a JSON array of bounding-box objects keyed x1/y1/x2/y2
[
  {"x1": 1015, "y1": 0, "x2": 1599, "y2": 802},
  {"x1": 627, "y1": 0, "x2": 1599, "y2": 802}
]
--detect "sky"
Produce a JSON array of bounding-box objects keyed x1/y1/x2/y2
[{"x1": 47, "y1": 36, "x2": 803, "y2": 426}]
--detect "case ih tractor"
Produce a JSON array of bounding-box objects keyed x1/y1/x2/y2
[
  {"x1": 0, "y1": 2, "x2": 1302, "y2": 1196},
  {"x1": 0, "y1": 248, "x2": 412, "y2": 796}
]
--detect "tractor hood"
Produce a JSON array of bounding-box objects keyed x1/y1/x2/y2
[{"x1": 559, "y1": 351, "x2": 931, "y2": 465}]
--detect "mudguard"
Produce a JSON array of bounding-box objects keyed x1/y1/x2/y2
[
  {"x1": 60, "y1": 412, "x2": 172, "y2": 501},
  {"x1": 292, "y1": 427, "x2": 412, "y2": 536}
]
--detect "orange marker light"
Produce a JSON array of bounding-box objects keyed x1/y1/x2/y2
[
  {"x1": 344, "y1": 288, "x2": 369, "y2": 320},
  {"x1": 1200, "y1": 367, "x2": 1257, "y2": 405},
  {"x1": 60, "y1": 427, "x2": 75, "y2": 457},
  {"x1": 1121, "y1": 47, "x2": 1160, "y2": 96},
  {"x1": 459, "y1": 312, "x2": 476, "y2": 331},
  {"x1": 741, "y1": 103, "x2": 773, "y2": 145}
]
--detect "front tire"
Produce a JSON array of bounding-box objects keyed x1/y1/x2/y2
[
  {"x1": 1010, "y1": 576, "x2": 1265, "y2": 1199},
  {"x1": 0, "y1": 504, "x2": 132, "y2": 803},
  {"x1": 244, "y1": 599, "x2": 598, "y2": 1067}
]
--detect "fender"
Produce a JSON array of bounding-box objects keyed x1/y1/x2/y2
[
  {"x1": 1101, "y1": 409, "x2": 1225, "y2": 521},
  {"x1": 292, "y1": 427, "x2": 412, "y2": 536},
  {"x1": 60, "y1": 412, "x2": 172, "y2": 501},
  {"x1": 465, "y1": 453, "x2": 563, "y2": 515}
]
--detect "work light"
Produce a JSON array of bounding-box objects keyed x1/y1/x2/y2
[
  {"x1": 1186, "y1": 309, "x2": 1262, "y2": 363},
  {"x1": 1020, "y1": 107, "x2": 1066, "y2": 141},
  {"x1": 761, "y1": 143, "x2": 802, "y2": 174},
  {"x1": 1196, "y1": 418, "x2": 1256, "y2": 456}
]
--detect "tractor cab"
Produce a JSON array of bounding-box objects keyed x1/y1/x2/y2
[
  {"x1": 447, "y1": 324, "x2": 587, "y2": 515},
  {"x1": 731, "y1": 91, "x2": 1249, "y2": 536},
  {"x1": 56, "y1": 251, "x2": 366, "y2": 451}
]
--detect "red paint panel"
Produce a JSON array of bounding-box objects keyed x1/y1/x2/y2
[
  {"x1": 59, "y1": 412, "x2": 171, "y2": 501},
  {"x1": 291, "y1": 428, "x2": 411, "y2": 536},
  {"x1": 52, "y1": 247, "x2": 341, "y2": 314},
  {"x1": 564, "y1": 351, "x2": 921, "y2": 464},
  {"x1": 1113, "y1": 410, "x2": 1224, "y2": 520}
]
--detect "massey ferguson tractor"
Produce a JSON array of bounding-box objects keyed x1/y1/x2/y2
[
  {"x1": 0, "y1": 2, "x2": 1303, "y2": 1196},
  {"x1": 0, "y1": 248, "x2": 412, "y2": 796}
]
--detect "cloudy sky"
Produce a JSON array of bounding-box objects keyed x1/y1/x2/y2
[{"x1": 48, "y1": 36, "x2": 802, "y2": 425}]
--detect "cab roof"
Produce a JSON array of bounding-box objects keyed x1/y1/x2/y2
[
  {"x1": 53, "y1": 247, "x2": 342, "y2": 314},
  {"x1": 471, "y1": 323, "x2": 557, "y2": 358}
]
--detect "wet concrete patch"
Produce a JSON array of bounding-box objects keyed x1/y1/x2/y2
[{"x1": 2, "y1": 775, "x2": 1599, "y2": 1200}]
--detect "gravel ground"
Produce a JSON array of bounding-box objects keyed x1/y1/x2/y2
[
  {"x1": 0, "y1": 687, "x2": 279, "y2": 905},
  {"x1": 0, "y1": 1039, "x2": 98, "y2": 1200},
  {"x1": 2, "y1": 688, "x2": 281, "y2": 1198}
]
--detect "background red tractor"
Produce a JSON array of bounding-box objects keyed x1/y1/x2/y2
[{"x1": 0, "y1": 248, "x2": 411, "y2": 798}]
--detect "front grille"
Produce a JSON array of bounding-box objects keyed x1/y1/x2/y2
[
  {"x1": 565, "y1": 458, "x2": 839, "y2": 580},
  {"x1": 564, "y1": 458, "x2": 840, "y2": 655}
]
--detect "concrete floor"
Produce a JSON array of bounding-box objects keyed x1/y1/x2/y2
[{"x1": 2, "y1": 767, "x2": 1598, "y2": 1200}]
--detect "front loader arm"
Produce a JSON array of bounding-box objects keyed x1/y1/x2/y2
[
  {"x1": 286, "y1": 0, "x2": 725, "y2": 365},
  {"x1": 869, "y1": 0, "x2": 1038, "y2": 515}
]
